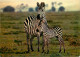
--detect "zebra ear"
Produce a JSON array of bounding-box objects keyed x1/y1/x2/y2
[
  {"x1": 41, "y1": 2, "x2": 45, "y2": 7},
  {"x1": 37, "y1": 2, "x2": 39, "y2": 7}
]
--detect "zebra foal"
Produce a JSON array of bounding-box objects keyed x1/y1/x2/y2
[{"x1": 38, "y1": 20, "x2": 65, "y2": 53}]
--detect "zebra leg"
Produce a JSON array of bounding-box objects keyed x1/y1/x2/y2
[
  {"x1": 46, "y1": 39, "x2": 49, "y2": 54},
  {"x1": 42, "y1": 36, "x2": 46, "y2": 53},
  {"x1": 30, "y1": 35, "x2": 34, "y2": 52},
  {"x1": 60, "y1": 37, "x2": 65, "y2": 53},
  {"x1": 57, "y1": 36, "x2": 62, "y2": 53},
  {"x1": 42, "y1": 37, "x2": 44, "y2": 53},
  {"x1": 37, "y1": 33, "x2": 40, "y2": 52},
  {"x1": 26, "y1": 33, "x2": 30, "y2": 53}
]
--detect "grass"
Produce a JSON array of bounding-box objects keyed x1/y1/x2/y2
[{"x1": 0, "y1": 12, "x2": 80, "y2": 57}]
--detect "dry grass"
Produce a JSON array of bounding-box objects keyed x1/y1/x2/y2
[{"x1": 0, "y1": 12, "x2": 80, "y2": 57}]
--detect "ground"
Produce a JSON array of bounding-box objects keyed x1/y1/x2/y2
[{"x1": 0, "y1": 12, "x2": 80, "y2": 57}]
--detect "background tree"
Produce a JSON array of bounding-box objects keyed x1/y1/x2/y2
[
  {"x1": 51, "y1": 2, "x2": 56, "y2": 12},
  {"x1": 35, "y1": 6, "x2": 38, "y2": 11},
  {"x1": 58, "y1": 6, "x2": 65, "y2": 12},
  {"x1": 3, "y1": 6, "x2": 15, "y2": 12},
  {"x1": 28, "y1": 8, "x2": 34, "y2": 12},
  {"x1": 58, "y1": 2, "x2": 62, "y2": 6},
  {"x1": 51, "y1": 7, "x2": 56, "y2": 12},
  {"x1": 16, "y1": 3, "x2": 28, "y2": 12}
]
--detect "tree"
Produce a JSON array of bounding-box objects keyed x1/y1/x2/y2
[
  {"x1": 58, "y1": 6, "x2": 65, "y2": 12},
  {"x1": 51, "y1": 6, "x2": 56, "y2": 12},
  {"x1": 16, "y1": 3, "x2": 28, "y2": 12},
  {"x1": 58, "y1": 2, "x2": 62, "y2": 5},
  {"x1": 35, "y1": 7, "x2": 38, "y2": 11},
  {"x1": 28, "y1": 8, "x2": 34, "y2": 12},
  {"x1": 52, "y1": 2, "x2": 56, "y2": 6},
  {"x1": 3, "y1": 6, "x2": 15, "y2": 12}
]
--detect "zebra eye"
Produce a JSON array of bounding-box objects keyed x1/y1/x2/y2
[
  {"x1": 36, "y1": 29, "x2": 39, "y2": 32},
  {"x1": 39, "y1": 25, "x2": 41, "y2": 27}
]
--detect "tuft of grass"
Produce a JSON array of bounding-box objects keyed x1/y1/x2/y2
[
  {"x1": 0, "y1": 46, "x2": 13, "y2": 53},
  {"x1": 50, "y1": 52, "x2": 62, "y2": 57},
  {"x1": 69, "y1": 38, "x2": 80, "y2": 46},
  {"x1": 12, "y1": 26, "x2": 20, "y2": 29},
  {"x1": 3, "y1": 31, "x2": 25, "y2": 35},
  {"x1": 71, "y1": 21, "x2": 78, "y2": 24}
]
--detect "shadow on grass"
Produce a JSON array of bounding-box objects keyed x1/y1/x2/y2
[
  {"x1": 3, "y1": 31, "x2": 25, "y2": 35},
  {"x1": 50, "y1": 52, "x2": 62, "y2": 57}
]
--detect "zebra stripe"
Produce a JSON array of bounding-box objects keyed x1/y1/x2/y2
[
  {"x1": 24, "y1": 16, "x2": 40, "y2": 35},
  {"x1": 54, "y1": 27, "x2": 62, "y2": 35}
]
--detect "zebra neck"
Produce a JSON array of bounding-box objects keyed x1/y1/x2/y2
[{"x1": 42, "y1": 23, "x2": 49, "y2": 32}]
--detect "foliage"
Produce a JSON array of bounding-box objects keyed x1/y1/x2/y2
[
  {"x1": 51, "y1": 6, "x2": 56, "y2": 12},
  {"x1": 58, "y1": 6, "x2": 65, "y2": 12},
  {"x1": 3, "y1": 6, "x2": 15, "y2": 12},
  {"x1": 35, "y1": 6, "x2": 38, "y2": 11},
  {"x1": 28, "y1": 8, "x2": 34, "y2": 12}
]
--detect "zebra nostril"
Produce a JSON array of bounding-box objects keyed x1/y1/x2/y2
[
  {"x1": 36, "y1": 29, "x2": 39, "y2": 32},
  {"x1": 37, "y1": 14, "x2": 40, "y2": 19}
]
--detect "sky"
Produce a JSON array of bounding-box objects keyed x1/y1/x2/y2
[{"x1": 0, "y1": 0, "x2": 80, "y2": 11}]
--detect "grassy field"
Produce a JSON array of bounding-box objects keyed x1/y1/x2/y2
[{"x1": 0, "y1": 12, "x2": 80, "y2": 57}]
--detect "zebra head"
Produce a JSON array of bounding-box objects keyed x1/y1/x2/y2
[{"x1": 37, "y1": 2, "x2": 45, "y2": 19}]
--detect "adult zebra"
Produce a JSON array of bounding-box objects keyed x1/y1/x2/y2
[{"x1": 24, "y1": 2, "x2": 46, "y2": 53}]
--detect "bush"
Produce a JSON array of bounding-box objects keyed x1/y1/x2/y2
[{"x1": 69, "y1": 38, "x2": 80, "y2": 46}]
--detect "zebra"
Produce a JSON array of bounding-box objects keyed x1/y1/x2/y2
[
  {"x1": 38, "y1": 19, "x2": 65, "y2": 53},
  {"x1": 37, "y1": 2, "x2": 47, "y2": 25},
  {"x1": 24, "y1": 16, "x2": 41, "y2": 52},
  {"x1": 24, "y1": 2, "x2": 46, "y2": 53}
]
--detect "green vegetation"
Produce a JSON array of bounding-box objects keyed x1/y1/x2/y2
[{"x1": 0, "y1": 12, "x2": 80, "y2": 57}]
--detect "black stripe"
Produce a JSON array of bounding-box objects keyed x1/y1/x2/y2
[
  {"x1": 28, "y1": 17, "x2": 31, "y2": 25},
  {"x1": 28, "y1": 16, "x2": 31, "y2": 21},
  {"x1": 58, "y1": 28, "x2": 61, "y2": 32},
  {"x1": 24, "y1": 22, "x2": 27, "y2": 26},
  {"x1": 36, "y1": 29, "x2": 39, "y2": 32},
  {"x1": 26, "y1": 19, "x2": 28, "y2": 24},
  {"x1": 30, "y1": 16, "x2": 33, "y2": 20}
]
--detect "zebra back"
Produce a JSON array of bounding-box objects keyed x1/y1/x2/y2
[
  {"x1": 54, "y1": 27, "x2": 62, "y2": 36},
  {"x1": 24, "y1": 16, "x2": 40, "y2": 35}
]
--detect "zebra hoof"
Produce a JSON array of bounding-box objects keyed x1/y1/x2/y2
[
  {"x1": 31, "y1": 50, "x2": 34, "y2": 52},
  {"x1": 59, "y1": 50, "x2": 61, "y2": 53},
  {"x1": 46, "y1": 50, "x2": 49, "y2": 54},
  {"x1": 42, "y1": 50, "x2": 44, "y2": 53},
  {"x1": 25, "y1": 51, "x2": 29, "y2": 53},
  {"x1": 38, "y1": 50, "x2": 40, "y2": 52},
  {"x1": 64, "y1": 49, "x2": 65, "y2": 53}
]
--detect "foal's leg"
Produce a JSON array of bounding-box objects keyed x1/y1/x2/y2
[
  {"x1": 46, "y1": 39, "x2": 49, "y2": 54},
  {"x1": 37, "y1": 33, "x2": 40, "y2": 52},
  {"x1": 30, "y1": 35, "x2": 34, "y2": 51},
  {"x1": 57, "y1": 36, "x2": 62, "y2": 53},
  {"x1": 60, "y1": 37, "x2": 65, "y2": 53},
  {"x1": 42, "y1": 36, "x2": 45, "y2": 53}
]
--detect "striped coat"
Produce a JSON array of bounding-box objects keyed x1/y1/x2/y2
[
  {"x1": 38, "y1": 20, "x2": 65, "y2": 53},
  {"x1": 24, "y1": 16, "x2": 42, "y2": 52},
  {"x1": 24, "y1": 16, "x2": 41, "y2": 35}
]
